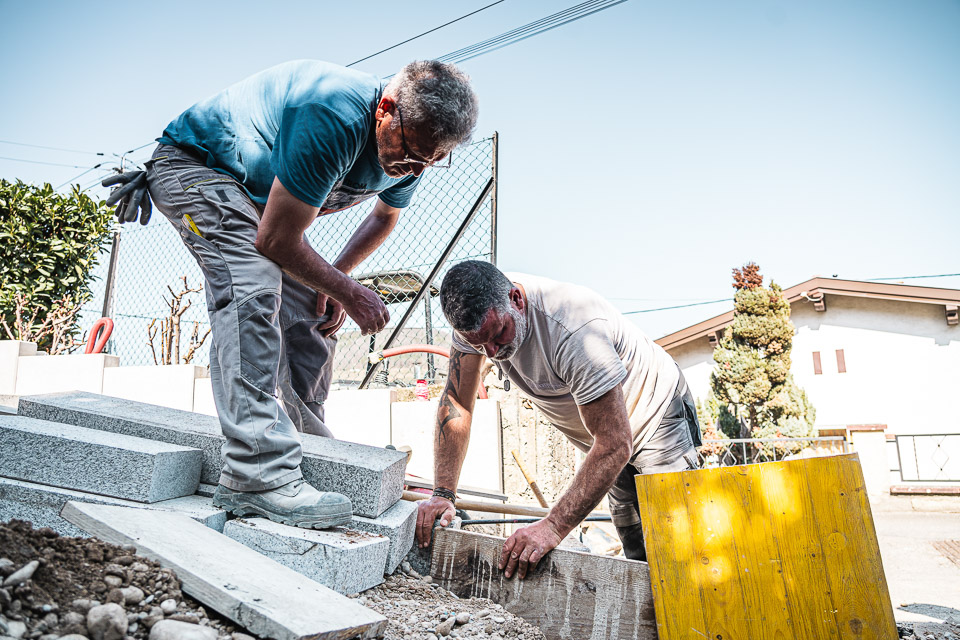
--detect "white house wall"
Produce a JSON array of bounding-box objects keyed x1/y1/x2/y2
[{"x1": 665, "y1": 294, "x2": 960, "y2": 436}]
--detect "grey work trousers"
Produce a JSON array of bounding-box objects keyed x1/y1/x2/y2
[
  {"x1": 145, "y1": 144, "x2": 336, "y2": 491},
  {"x1": 607, "y1": 371, "x2": 701, "y2": 561}
]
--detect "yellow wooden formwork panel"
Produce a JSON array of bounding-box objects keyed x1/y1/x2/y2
[{"x1": 635, "y1": 453, "x2": 897, "y2": 640}]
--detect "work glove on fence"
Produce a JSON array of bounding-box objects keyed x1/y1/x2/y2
[{"x1": 102, "y1": 170, "x2": 152, "y2": 225}]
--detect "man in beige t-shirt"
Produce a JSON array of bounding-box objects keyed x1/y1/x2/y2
[{"x1": 415, "y1": 261, "x2": 702, "y2": 579}]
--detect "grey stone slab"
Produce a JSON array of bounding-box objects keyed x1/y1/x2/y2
[
  {"x1": 62, "y1": 502, "x2": 386, "y2": 639},
  {"x1": 195, "y1": 483, "x2": 217, "y2": 498},
  {"x1": 349, "y1": 499, "x2": 417, "y2": 574},
  {"x1": 0, "y1": 415, "x2": 201, "y2": 502},
  {"x1": 18, "y1": 392, "x2": 407, "y2": 517},
  {"x1": 404, "y1": 516, "x2": 461, "y2": 577},
  {"x1": 0, "y1": 477, "x2": 227, "y2": 536},
  {"x1": 223, "y1": 518, "x2": 389, "y2": 595}
]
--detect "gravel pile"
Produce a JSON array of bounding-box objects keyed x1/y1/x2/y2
[
  {"x1": 0, "y1": 520, "x2": 244, "y2": 640},
  {"x1": 352, "y1": 562, "x2": 544, "y2": 640}
]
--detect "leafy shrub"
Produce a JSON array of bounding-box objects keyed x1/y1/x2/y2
[{"x1": 0, "y1": 180, "x2": 114, "y2": 351}]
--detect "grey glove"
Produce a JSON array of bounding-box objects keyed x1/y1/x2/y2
[{"x1": 102, "y1": 171, "x2": 152, "y2": 225}]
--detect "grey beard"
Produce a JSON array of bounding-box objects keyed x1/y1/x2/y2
[{"x1": 491, "y1": 307, "x2": 526, "y2": 361}]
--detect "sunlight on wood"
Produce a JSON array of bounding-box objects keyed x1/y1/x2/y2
[{"x1": 636, "y1": 454, "x2": 898, "y2": 640}]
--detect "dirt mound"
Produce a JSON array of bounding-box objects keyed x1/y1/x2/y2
[{"x1": 0, "y1": 519, "x2": 241, "y2": 640}]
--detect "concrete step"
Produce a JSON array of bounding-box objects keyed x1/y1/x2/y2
[
  {"x1": 18, "y1": 392, "x2": 408, "y2": 517},
  {"x1": 350, "y1": 499, "x2": 417, "y2": 575},
  {"x1": 0, "y1": 415, "x2": 201, "y2": 502},
  {"x1": 0, "y1": 477, "x2": 227, "y2": 536},
  {"x1": 223, "y1": 518, "x2": 389, "y2": 595}
]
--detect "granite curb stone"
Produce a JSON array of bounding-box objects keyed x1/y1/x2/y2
[
  {"x1": 0, "y1": 477, "x2": 228, "y2": 536},
  {"x1": 349, "y1": 499, "x2": 417, "y2": 574},
  {"x1": 0, "y1": 415, "x2": 201, "y2": 502},
  {"x1": 223, "y1": 518, "x2": 389, "y2": 595},
  {"x1": 18, "y1": 392, "x2": 408, "y2": 517}
]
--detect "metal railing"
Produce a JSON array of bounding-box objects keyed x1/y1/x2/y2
[
  {"x1": 697, "y1": 436, "x2": 849, "y2": 468},
  {"x1": 890, "y1": 434, "x2": 960, "y2": 482}
]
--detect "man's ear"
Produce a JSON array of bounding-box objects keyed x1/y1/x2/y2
[
  {"x1": 510, "y1": 286, "x2": 524, "y2": 312},
  {"x1": 376, "y1": 95, "x2": 396, "y2": 120}
]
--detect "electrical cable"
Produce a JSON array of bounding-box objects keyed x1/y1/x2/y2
[
  {"x1": 867, "y1": 273, "x2": 960, "y2": 282},
  {"x1": 623, "y1": 298, "x2": 732, "y2": 315},
  {"x1": 56, "y1": 163, "x2": 110, "y2": 190},
  {"x1": 345, "y1": 0, "x2": 507, "y2": 68},
  {"x1": 0, "y1": 139, "x2": 106, "y2": 156},
  {"x1": 437, "y1": 0, "x2": 627, "y2": 66},
  {"x1": 0, "y1": 155, "x2": 88, "y2": 169}
]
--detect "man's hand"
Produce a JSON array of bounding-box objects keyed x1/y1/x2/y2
[
  {"x1": 415, "y1": 496, "x2": 456, "y2": 548},
  {"x1": 498, "y1": 519, "x2": 562, "y2": 579},
  {"x1": 315, "y1": 293, "x2": 346, "y2": 337},
  {"x1": 341, "y1": 283, "x2": 389, "y2": 335},
  {"x1": 103, "y1": 171, "x2": 151, "y2": 225}
]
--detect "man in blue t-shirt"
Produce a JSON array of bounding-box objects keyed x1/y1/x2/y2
[{"x1": 138, "y1": 60, "x2": 478, "y2": 529}]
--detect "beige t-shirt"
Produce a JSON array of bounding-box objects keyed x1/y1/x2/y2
[{"x1": 452, "y1": 273, "x2": 680, "y2": 455}]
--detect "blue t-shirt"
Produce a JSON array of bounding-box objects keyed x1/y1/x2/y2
[{"x1": 158, "y1": 60, "x2": 421, "y2": 213}]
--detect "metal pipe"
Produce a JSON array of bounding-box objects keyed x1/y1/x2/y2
[{"x1": 359, "y1": 177, "x2": 494, "y2": 389}]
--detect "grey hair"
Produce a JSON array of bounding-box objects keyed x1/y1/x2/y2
[
  {"x1": 386, "y1": 60, "x2": 479, "y2": 153},
  {"x1": 440, "y1": 260, "x2": 512, "y2": 333}
]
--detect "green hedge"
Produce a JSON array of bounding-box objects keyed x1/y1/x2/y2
[{"x1": 0, "y1": 179, "x2": 114, "y2": 351}]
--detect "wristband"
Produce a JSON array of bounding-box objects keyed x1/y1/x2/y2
[{"x1": 432, "y1": 487, "x2": 457, "y2": 503}]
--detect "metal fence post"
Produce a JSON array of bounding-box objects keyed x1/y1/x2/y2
[
  {"x1": 359, "y1": 177, "x2": 495, "y2": 389},
  {"x1": 490, "y1": 131, "x2": 499, "y2": 266}
]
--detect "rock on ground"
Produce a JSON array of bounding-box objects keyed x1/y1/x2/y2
[{"x1": 354, "y1": 569, "x2": 545, "y2": 639}]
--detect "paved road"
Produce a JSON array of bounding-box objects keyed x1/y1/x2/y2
[{"x1": 871, "y1": 495, "x2": 960, "y2": 623}]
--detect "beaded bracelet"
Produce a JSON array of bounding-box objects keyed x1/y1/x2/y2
[{"x1": 432, "y1": 486, "x2": 457, "y2": 502}]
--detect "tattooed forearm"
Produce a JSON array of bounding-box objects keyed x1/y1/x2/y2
[
  {"x1": 437, "y1": 386, "x2": 461, "y2": 442},
  {"x1": 449, "y1": 349, "x2": 463, "y2": 387}
]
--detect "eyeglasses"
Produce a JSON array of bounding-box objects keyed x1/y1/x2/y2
[{"x1": 396, "y1": 105, "x2": 453, "y2": 169}]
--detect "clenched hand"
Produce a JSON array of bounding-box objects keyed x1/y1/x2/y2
[{"x1": 498, "y1": 519, "x2": 562, "y2": 579}]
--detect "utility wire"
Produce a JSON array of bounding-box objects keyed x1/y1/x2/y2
[
  {"x1": 0, "y1": 139, "x2": 106, "y2": 156},
  {"x1": 868, "y1": 273, "x2": 960, "y2": 282},
  {"x1": 437, "y1": 0, "x2": 627, "y2": 66},
  {"x1": 0, "y1": 155, "x2": 87, "y2": 168},
  {"x1": 56, "y1": 163, "x2": 110, "y2": 189},
  {"x1": 623, "y1": 298, "x2": 732, "y2": 315},
  {"x1": 345, "y1": 0, "x2": 507, "y2": 68}
]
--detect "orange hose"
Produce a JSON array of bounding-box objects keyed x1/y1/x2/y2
[
  {"x1": 84, "y1": 318, "x2": 114, "y2": 354},
  {"x1": 378, "y1": 344, "x2": 488, "y2": 399}
]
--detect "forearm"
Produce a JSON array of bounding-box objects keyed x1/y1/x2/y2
[
  {"x1": 268, "y1": 237, "x2": 358, "y2": 301},
  {"x1": 434, "y1": 382, "x2": 473, "y2": 491},
  {"x1": 545, "y1": 444, "x2": 629, "y2": 537},
  {"x1": 332, "y1": 203, "x2": 399, "y2": 275}
]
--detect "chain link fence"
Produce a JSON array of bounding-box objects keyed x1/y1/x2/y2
[{"x1": 80, "y1": 135, "x2": 498, "y2": 389}]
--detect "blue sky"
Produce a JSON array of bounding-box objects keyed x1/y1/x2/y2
[{"x1": 1, "y1": 0, "x2": 957, "y2": 338}]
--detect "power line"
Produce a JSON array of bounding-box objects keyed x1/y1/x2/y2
[
  {"x1": 623, "y1": 298, "x2": 732, "y2": 315},
  {"x1": 867, "y1": 273, "x2": 960, "y2": 282},
  {"x1": 56, "y1": 163, "x2": 111, "y2": 190},
  {"x1": 0, "y1": 155, "x2": 87, "y2": 168},
  {"x1": 437, "y1": 0, "x2": 627, "y2": 66},
  {"x1": 345, "y1": 0, "x2": 507, "y2": 68},
  {"x1": 0, "y1": 139, "x2": 106, "y2": 156}
]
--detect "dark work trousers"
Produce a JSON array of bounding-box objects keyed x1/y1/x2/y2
[{"x1": 606, "y1": 372, "x2": 702, "y2": 561}]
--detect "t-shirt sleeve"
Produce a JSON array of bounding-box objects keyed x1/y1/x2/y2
[
  {"x1": 379, "y1": 174, "x2": 422, "y2": 208},
  {"x1": 271, "y1": 104, "x2": 363, "y2": 208},
  {"x1": 451, "y1": 331, "x2": 482, "y2": 356},
  {"x1": 555, "y1": 319, "x2": 627, "y2": 405}
]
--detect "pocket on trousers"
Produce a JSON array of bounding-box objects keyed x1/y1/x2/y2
[
  {"x1": 195, "y1": 182, "x2": 260, "y2": 238},
  {"x1": 238, "y1": 291, "x2": 282, "y2": 396},
  {"x1": 183, "y1": 233, "x2": 233, "y2": 311}
]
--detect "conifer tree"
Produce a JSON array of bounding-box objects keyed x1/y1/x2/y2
[{"x1": 709, "y1": 262, "x2": 816, "y2": 441}]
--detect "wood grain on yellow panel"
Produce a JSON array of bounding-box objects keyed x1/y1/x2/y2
[
  {"x1": 757, "y1": 458, "x2": 839, "y2": 639},
  {"x1": 805, "y1": 455, "x2": 897, "y2": 639},
  {"x1": 682, "y1": 466, "x2": 748, "y2": 639},
  {"x1": 636, "y1": 471, "x2": 707, "y2": 640},
  {"x1": 719, "y1": 465, "x2": 795, "y2": 640}
]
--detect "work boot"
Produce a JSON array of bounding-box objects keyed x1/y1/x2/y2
[{"x1": 212, "y1": 478, "x2": 352, "y2": 529}]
